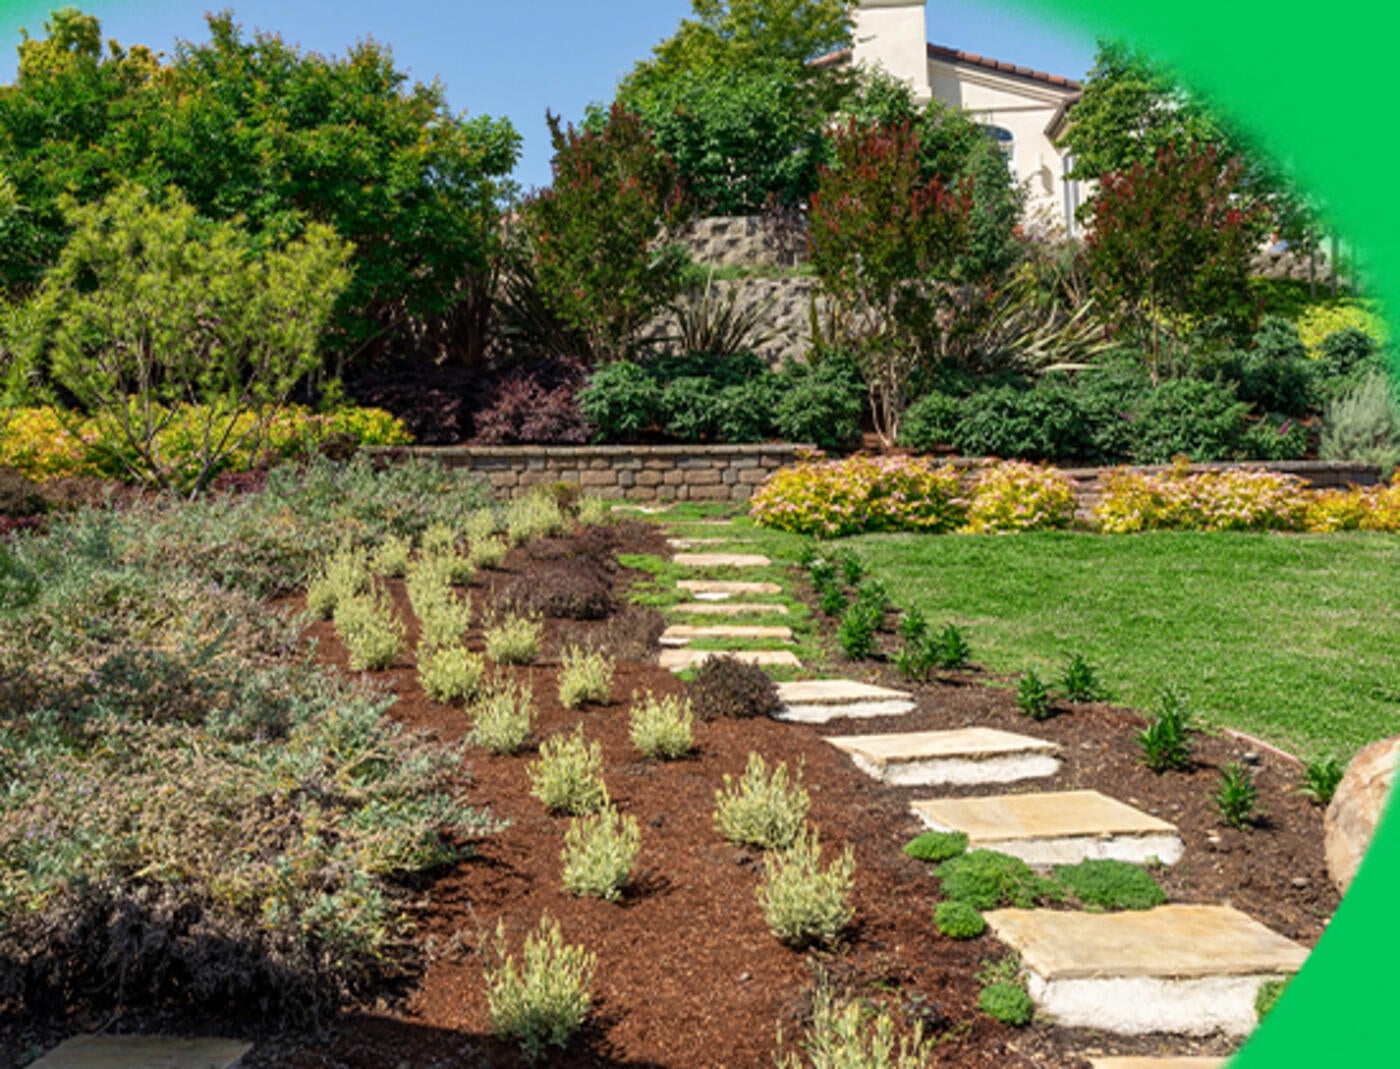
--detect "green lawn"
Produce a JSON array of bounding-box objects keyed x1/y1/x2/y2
[{"x1": 849, "y1": 530, "x2": 1400, "y2": 761}]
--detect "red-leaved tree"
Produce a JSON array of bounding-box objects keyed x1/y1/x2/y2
[
  {"x1": 808, "y1": 120, "x2": 971, "y2": 446},
  {"x1": 523, "y1": 105, "x2": 690, "y2": 364},
  {"x1": 1085, "y1": 142, "x2": 1268, "y2": 383}
]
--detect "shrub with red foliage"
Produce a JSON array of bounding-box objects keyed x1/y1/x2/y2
[{"x1": 471, "y1": 356, "x2": 594, "y2": 445}]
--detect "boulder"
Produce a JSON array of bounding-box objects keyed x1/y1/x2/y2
[{"x1": 1324, "y1": 735, "x2": 1400, "y2": 894}]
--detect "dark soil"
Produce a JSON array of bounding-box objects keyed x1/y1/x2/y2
[{"x1": 5, "y1": 519, "x2": 1338, "y2": 1068}]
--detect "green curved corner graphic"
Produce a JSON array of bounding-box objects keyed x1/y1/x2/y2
[{"x1": 1012, "y1": 3, "x2": 1399, "y2": 1066}]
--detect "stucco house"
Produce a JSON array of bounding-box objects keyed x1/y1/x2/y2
[{"x1": 818, "y1": 0, "x2": 1085, "y2": 235}]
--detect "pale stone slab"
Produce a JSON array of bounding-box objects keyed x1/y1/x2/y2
[
  {"x1": 1089, "y1": 1059, "x2": 1226, "y2": 1069},
  {"x1": 670, "y1": 602, "x2": 789, "y2": 616},
  {"x1": 659, "y1": 624, "x2": 794, "y2": 648},
  {"x1": 666, "y1": 537, "x2": 732, "y2": 548},
  {"x1": 660, "y1": 648, "x2": 801, "y2": 671},
  {"x1": 776, "y1": 679, "x2": 911, "y2": 705},
  {"x1": 674, "y1": 552, "x2": 772, "y2": 568},
  {"x1": 31, "y1": 1036, "x2": 252, "y2": 1069},
  {"x1": 985, "y1": 905, "x2": 1310, "y2": 982},
  {"x1": 777, "y1": 699, "x2": 919, "y2": 724},
  {"x1": 824, "y1": 727, "x2": 1060, "y2": 783},
  {"x1": 678, "y1": 580, "x2": 783, "y2": 596},
  {"x1": 913, "y1": 789, "x2": 1184, "y2": 866}
]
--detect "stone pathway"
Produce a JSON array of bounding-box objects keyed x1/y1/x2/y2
[
  {"x1": 910, "y1": 790, "x2": 1185, "y2": 867},
  {"x1": 658, "y1": 513, "x2": 1308, "y2": 1055},
  {"x1": 30, "y1": 1036, "x2": 251, "y2": 1069}
]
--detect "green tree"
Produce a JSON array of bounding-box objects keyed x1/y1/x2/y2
[
  {"x1": 808, "y1": 120, "x2": 971, "y2": 446},
  {"x1": 0, "y1": 9, "x2": 519, "y2": 371},
  {"x1": 522, "y1": 106, "x2": 691, "y2": 364},
  {"x1": 618, "y1": 60, "x2": 829, "y2": 213},
  {"x1": 1085, "y1": 143, "x2": 1268, "y2": 383},
  {"x1": 35, "y1": 183, "x2": 350, "y2": 495}
]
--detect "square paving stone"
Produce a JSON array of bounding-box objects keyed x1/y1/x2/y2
[
  {"x1": 911, "y1": 789, "x2": 1184, "y2": 866},
  {"x1": 669, "y1": 602, "x2": 789, "y2": 616},
  {"x1": 678, "y1": 580, "x2": 783, "y2": 597},
  {"x1": 666, "y1": 537, "x2": 734, "y2": 548},
  {"x1": 775, "y1": 680, "x2": 911, "y2": 705},
  {"x1": 660, "y1": 648, "x2": 801, "y2": 671},
  {"x1": 673, "y1": 553, "x2": 772, "y2": 568},
  {"x1": 824, "y1": 727, "x2": 1060, "y2": 784},
  {"x1": 660, "y1": 624, "x2": 794, "y2": 647},
  {"x1": 985, "y1": 905, "x2": 1310, "y2": 1036},
  {"x1": 30, "y1": 1036, "x2": 252, "y2": 1069}
]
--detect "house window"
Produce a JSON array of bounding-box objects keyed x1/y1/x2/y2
[{"x1": 983, "y1": 125, "x2": 1015, "y2": 171}]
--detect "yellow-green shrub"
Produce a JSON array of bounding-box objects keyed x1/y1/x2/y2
[
  {"x1": 471, "y1": 679, "x2": 536, "y2": 755},
  {"x1": 485, "y1": 913, "x2": 596, "y2": 1064},
  {"x1": 751, "y1": 454, "x2": 967, "y2": 537},
  {"x1": 333, "y1": 589, "x2": 405, "y2": 671},
  {"x1": 557, "y1": 646, "x2": 614, "y2": 709},
  {"x1": 1094, "y1": 462, "x2": 1310, "y2": 533},
  {"x1": 629, "y1": 691, "x2": 695, "y2": 759},
  {"x1": 528, "y1": 726, "x2": 608, "y2": 815},
  {"x1": 963, "y1": 461, "x2": 1078, "y2": 533},
  {"x1": 757, "y1": 827, "x2": 856, "y2": 948},
  {"x1": 560, "y1": 806, "x2": 640, "y2": 902},
  {"x1": 1295, "y1": 300, "x2": 1388, "y2": 355},
  {"x1": 713, "y1": 752, "x2": 810, "y2": 851},
  {"x1": 417, "y1": 645, "x2": 486, "y2": 704}
]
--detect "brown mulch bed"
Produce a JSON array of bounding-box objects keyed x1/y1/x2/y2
[{"x1": 8, "y1": 518, "x2": 1339, "y2": 1068}]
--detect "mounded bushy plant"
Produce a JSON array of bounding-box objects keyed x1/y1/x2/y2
[
  {"x1": 686, "y1": 655, "x2": 781, "y2": 720},
  {"x1": 757, "y1": 826, "x2": 856, "y2": 948},
  {"x1": 417, "y1": 645, "x2": 487, "y2": 705},
  {"x1": 964, "y1": 461, "x2": 1078, "y2": 533},
  {"x1": 935, "y1": 850, "x2": 1062, "y2": 910},
  {"x1": 561, "y1": 806, "x2": 640, "y2": 902},
  {"x1": 1053, "y1": 859, "x2": 1166, "y2": 911},
  {"x1": 529, "y1": 726, "x2": 609, "y2": 815},
  {"x1": 485, "y1": 611, "x2": 544, "y2": 666},
  {"x1": 934, "y1": 900, "x2": 987, "y2": 939},
  {"x1": 334, "y1": 589, "x2": 405, "y2": 671},
  {"x1": 713, "y1": 752, "x2": 810, "y2": 851},
  {"x1": 751, "y1": 454, "x2": 967, "y2": 537},
  {"x1": 903, "y1": 830, "x2": 969, "y2": 863},
  {"x1": 557, "y1": 646, "x2": 614, "y2": 709},
  {"x1": 485, "y1": 913, "x2": 596, "y2": 1064},
  {"x1": 629, "y1": 691, "x2": 695, "y2": 759},
  {"x1": 471, "y1": 678, "x2": 537, "y2": 755}
]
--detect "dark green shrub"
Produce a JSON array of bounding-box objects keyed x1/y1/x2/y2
[
  {"x1": 686, "y1": 655, "x2": 782, "y2": 720},
  {"x1": 952, "y1": 380, "x2": 1095, "y2": 463},
  {"x1": 1016, "y1": 669, "x2": 1051, "y2": 721},
  {"x1": 1076, "y1": 357, "x2": 1152, "y2": 462},
  {"x1": 818, "y1": 584, "x2": 848, "y2": 618},
  {"x1": 1318, "y1": 327, "x2": 1380, "y2": 381},
  {"x1": 934, "y1": 900, "x2": 986, "y2": 939},
  {"x1": 898, "y1": 605, "x2": 929, "y2": 643},
  {"x1": 808, "y1": 558, "x2": 838, "y2": 590},
  {"x1": 1212, "y1": 762, "x2": 1259, "y2": 829},
  {"x1": 1204, "y1": 316, "x2": 1314, "y2": 417},
  {"x1": 895, "y1": 635, "x2": 938, "y2": 682},
  {"x1": 903, "y1": 830, "x2": 969, "y2": 863},
  {"x1": 577, "y1": 361, "x2": 662, "y2": 442},
  {"x1": 773, "y1": 354, "x2": 864, "y2": 451},
  {"x1": 838, "y1": 552, "x2": 865, "y2": 587},
  {"x1": 1137, "y1": 686, "x2": 1195, "y2": 773},
  {"x1": 1298, "y1": 754, "x2": 1345, "y2": 806},
  {"x1": 837, "y1": 600, "x2": 881, "y2": 660},
  {"x1": 660, "y1": 376, "x2": 723, "y2": 441},
  {"x1": 1059, "y1": 653, "x2": 1104, "y2": 703},
  {"x1": 978, "y1": 983, "x2": 1033, "y2": 1026},
  {"x1": 1243, "y1": 414, "x2": 1310, "y2": 461},
  {"x1": 1130, "y1": 379, "x2": 1251, "y2": 464},
  {"x1": 935, "y1": 850, "x2": 1063, "y2": 910},
  {"x1": 1054, "y1": 859, "x2": 1166, "y2": 911},
  {"x1": 715, "y1": 378, "x2": 778, "y2": 443},
  {"x1": 899, "y1": 390, "x2": 962, "y2": 453}
]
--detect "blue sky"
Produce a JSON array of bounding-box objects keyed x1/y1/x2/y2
[{"x1": 0, "y1": 1, "x2": 1098, "y2": 191}]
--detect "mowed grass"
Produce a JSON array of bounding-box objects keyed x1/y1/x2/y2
[{"x1": 851, "y1": 530, "x2": 1400, "y2": 760}]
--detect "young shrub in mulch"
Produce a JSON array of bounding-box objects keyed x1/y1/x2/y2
[
  {"x1": 774, "y1": 978, "x2": 936, "y2": 1069},
  {"x1": 529, "y1": 726, "x2": 609, "y2": 815},
  {"x1": 305, "y1": 545, "x2": 372, "y2": 619},
  {"x1": 334, "y1": 590, "x2": 405, "y2": 671},
  {"x1": 934, "y1": 900, "x2": 987, "y2": 940},
  {"x1": 369, "y1": 533, "x2": 412, "y2": 578},
  {"x1": 484, "y1": 611, "x2": 544, "y2": 666},
  {"x1": 935, "y1": 850, "x2": 1063, "y2": 910},
  {"x1": 757, "y1": 827, "x2": 856, "y2": 948},
  {"x1": 1016, "y1": 668, "x2": 1052, "y2": 721},
  {"x1": 560, "y1": 806, "x2": 641, "y2": 902},
  {"x1": 506, "y1": 490, "x2": 571, "y2": 546},
  {"x1": 686, "y1": 655, "x2": 781, "y2": 720},
  {"x1": 629, "y1": 691, "x2": 695, "y2": 760},
  {"x1": 557, "y1": 646, "x2": 614, "y2": 709},
  {"x1": 485, "y1": 913, "x2": 597, "y2": 1065},
  {"x1": 1137, "y1": 685, "x2": 1196, "y2": 772},
  {"x1": 1298, "y1": 754, "x2": 1345, "y2": 806},
  {"x1": 713, "y1": 752, "x2": 810, "y2": 851},
  {"x1": 503, "y1": 566, "x2": 615, "y2": 621},
  {"x1": 1059, "y1": 652, "x2": 1105, "y2": 703},
  {"x1": 903, "y1": 830, "x2": 969, "y2": 863},
  {"x1": 1053, "y1": 859, "x2": 1166, "y2": 911},
  {"x1": 976, "y1": 955, "x2": 1034, "y2": 1026},
  {"x1": 471, "y1": 679, "x2": 537, "y2": 755},
  {"x1": 414, "y1": 589, "x2": 474, "y2": 652},
  {"x1": 1213, "y1": 762, "x2": 1260, "y2": 830},
  {"x1": 418, "y1": 645, "x2": 487, "y2": 705}
]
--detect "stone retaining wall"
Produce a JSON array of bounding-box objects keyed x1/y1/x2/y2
[
  {"x1": 368, "y1": 444, "x2": 815, "y2": 502},
  {"x1": 642, "y1": 276, "x2": 819, "y2": 368},
  {"x1": 370, "y1": 446, "x2": 1381, "y2": 508}
]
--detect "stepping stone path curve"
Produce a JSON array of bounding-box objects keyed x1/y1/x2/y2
[
  {"x1": 658, "y1": 515, "x2": 1308, "y2": 1056},
  {"x1": 660, "y1": 624, "x2": 795, "y2": 647},
  {"x1": 659, "y1": 648, "x2": 801, "y2": 671},
  {"x1": 669, "y1": 601, "x2": 791, "y2": 616}
]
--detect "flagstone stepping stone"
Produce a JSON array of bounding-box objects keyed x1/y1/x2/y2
[
  {"x1": 825, "y1": 727, "x2": 1061, "y2": 786},
  {"x1": 984, "y1": 905, "x2": 1309, "y2": 1036},
  {"x1": 678, "y1": 580, "x2": 783, "y2": 597},
  {"x1": 673, "y1": 552, "x2": 772, "y2": 568},
  {"x1": 660, "y1": 648, "x2": 802, "y2": 671},
  {"x1": 670, "y1": 601, "x2": 789, "y2": 616},
  {"x1": 1088, "y1": 1059, "x2": 1227, "y2": 1069},
  {"x1": 30, "y1": 1035, "x2": 252, "y2": 1069},
  {"x1": 666, "y1": 537, "x2": 740, "y2": 549},
  {"x1": 660, "y1": 624, "x2": 794, "y2": 647},
  {"x1": 911, "y1": 789, "x2": 1185, "y2": 867},
  {"x1": 773, "y1": 678, "x2": 917, "y2": 724}
]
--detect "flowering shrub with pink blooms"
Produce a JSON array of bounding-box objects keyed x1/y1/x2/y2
[
  {"x1": 1094, "y1": 461, "x2": 1310, "y2": 533},
  {"x1": 1305, "y1": 476, "x2": 1400, "y2": 532},
  {"x1": 964, "y1": 461, "x2": 1078, "y2": 533},
  {"x1": 749, "y1": 454, "x2": 967, "y2": 537}
]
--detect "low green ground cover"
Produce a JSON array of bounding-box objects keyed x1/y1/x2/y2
[{"x1": 851, "y1": 529, "x2": 1400, "y2": 759}]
